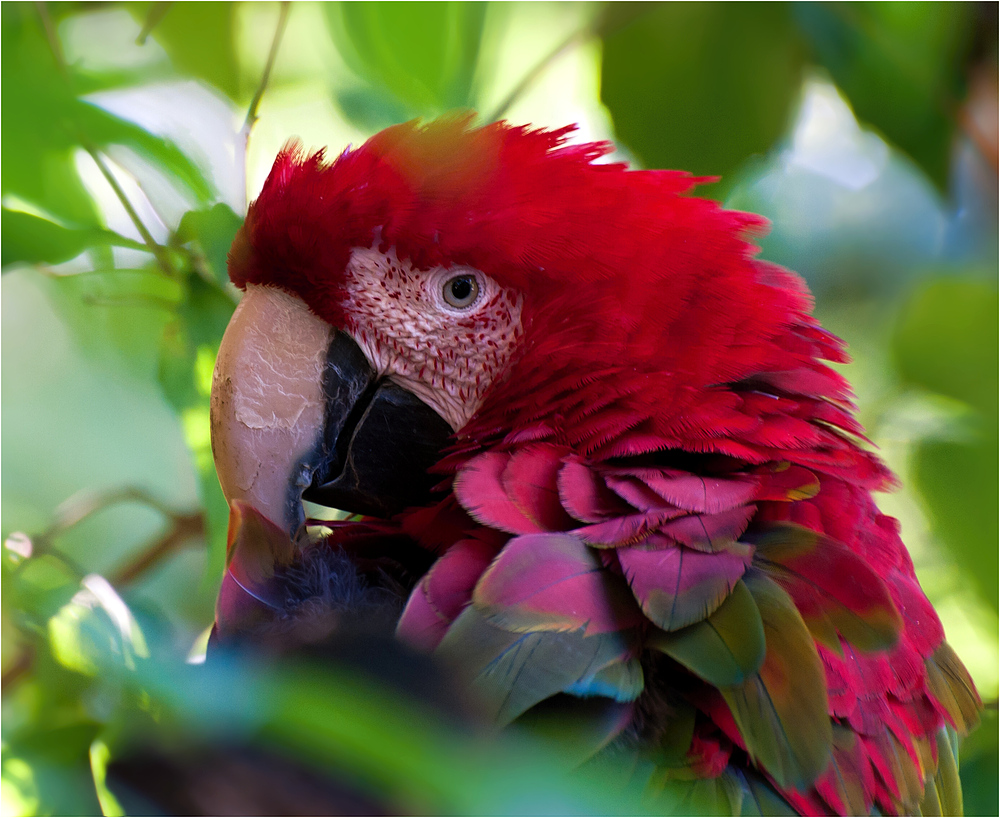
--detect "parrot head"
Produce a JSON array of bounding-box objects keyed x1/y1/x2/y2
[{"x1": 212, "y1": 115, "x2": 850, "y2": 541}]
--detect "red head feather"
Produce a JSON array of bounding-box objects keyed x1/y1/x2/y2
[{"x1": 230, "y1": 117, "x2": 881, "y2": 484}]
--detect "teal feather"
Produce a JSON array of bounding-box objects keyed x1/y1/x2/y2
[{"x1": 563, "y1": 656, "x2": 644, "y2": 702}]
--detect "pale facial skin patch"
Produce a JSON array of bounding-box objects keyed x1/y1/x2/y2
[{"x1": 341, "y1": 245, "x2": 524, "y2": 432}]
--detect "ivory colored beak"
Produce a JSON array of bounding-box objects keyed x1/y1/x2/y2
[{"x1": 210, "y1": 284, "x2": 334, "y2": 539}]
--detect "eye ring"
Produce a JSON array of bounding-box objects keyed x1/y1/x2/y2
[{"x1": 442, "y1": 274, "x2": 480, "y2": 309}]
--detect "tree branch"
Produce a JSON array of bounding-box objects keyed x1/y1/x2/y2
[
  {"x1": 2, "y1": 489, "x2": 205, "y2": 697},
  {"x1": 110, "y1": 511, "x2": 205, "y2": 586}
]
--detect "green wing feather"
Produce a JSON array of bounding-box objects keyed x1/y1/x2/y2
[
  {"x1": 925, "y1": 642, "x2": 982, "y2": 733},
  {"x1": 721, "y1": 571, "x2": 832, "y2": 792},
  {"x1": 648, "y1": 578, "x2": 766, "y2": 688},
  {"x1": 919, "y1": 726, "x2": 963, "y2": 817}
]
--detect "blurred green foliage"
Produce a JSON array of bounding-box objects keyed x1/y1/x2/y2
[
  {"x1": 2, "y1": 2, "x2": 997, "y2": 815},
  {"x1": 601, "y1": 2, "x2": 806, "y2": 195},
  {"x1": 893, "y1": 280, "x2": 999, "y2": 614}
]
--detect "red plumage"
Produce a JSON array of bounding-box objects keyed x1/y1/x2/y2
[{"x1": 227, "y1": 117, "x2": 979, "y2": 815}]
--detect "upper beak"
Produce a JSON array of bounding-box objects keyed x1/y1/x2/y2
[{"x1": 210, "y1": 284, "x2": 452, "y2": 539}]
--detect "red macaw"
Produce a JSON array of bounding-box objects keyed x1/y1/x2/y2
[{"x1": 208, "y1": 117, "x2": 980, "y2": 815}]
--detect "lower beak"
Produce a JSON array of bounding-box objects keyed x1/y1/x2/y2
[{"x1": 210, "y1": 284, "x2": 452, "y2": 539}]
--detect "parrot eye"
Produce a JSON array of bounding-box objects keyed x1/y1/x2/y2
[{"x1": 442, "y1": 274, "x2": 480, "y2": 309}]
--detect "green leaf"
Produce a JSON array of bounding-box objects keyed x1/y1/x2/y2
[
  {"x1": 1, "y1": 209, "x2": 145, "y2": 269},
  {"x1": 74, "y1": 100, "x2": 215, "y2": 204},
  {"x1": 2, "y1": 722, "x2": 104, "y2": 817},
  {"x1": 5, "y1": 554, "x2": 80, "y2": 625},
  {"x1": 2, "y1": 4, "x2": 104, "y2": 227},
  {"x1": 794, "y1": 2, "x2": 975, "y2": 191},
  {"x1": 600, "y1": 3, "x2": 805, "y2": 194},
  {"x1": 913, "y1": 438, "x2": 999, "y2": 613},
  {"x1": 112, "y1": 654, "x2": 656, "y2": 816},
  {"x1": 128, "y1": 1, "x2": 243, "y2": 100},
  {"x1": 43, "y1": 267, "x2": 182, "y2": 380},
  {"x1": 1, "y1": 3, "x2": 214, "y2": 232},
  {"x1": 158, "y1": 277, "x2": 234, "y2": 413},
  {"x1": 175, "y1": 204, "x2": 244, "y2": 287},
  {"x1": 324, "y1": 1, "x2": 487, "y2": 115},
  {"x1": 156, "y1": 274, "x2": 236, "y2": 585},
  {"x1": 893, "y1": 278, "x2": 998, "y2": 417},
  {"x1": 722, "y1": 572, "x2": 831, "y2": 791}
]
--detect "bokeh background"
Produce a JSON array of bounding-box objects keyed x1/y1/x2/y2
[{"x1": 2, "y1": 2, "x2": 997, "y2": 814}]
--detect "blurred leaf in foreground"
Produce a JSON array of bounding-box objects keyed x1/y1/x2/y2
[
  {"x1": 324, "y1": 1, "x2": 487, "y2": 117},
  {"x1": 1, "y1": 3, "x2": 214, "y2": 233},
  {"x1": 128, "y1": 2, "x2": 243, "y2": 101},
  {"x1": 1, "y1": 209, "x2": 144, "y2": 269},
  {"x1": 795, "y1": 1, "x2": 975, "y2": 192},
  {"x1": 601, "y1": 2, "x2": 805, "y2": 195}
]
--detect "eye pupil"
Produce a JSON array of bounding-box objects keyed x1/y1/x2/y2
[{"x1": 442, "y1": 274, "x2": 479, "y2": 308}]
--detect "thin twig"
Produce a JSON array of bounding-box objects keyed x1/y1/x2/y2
[
  {"x1": 81, "y1": 292, "x2": 179, "y2": 310},
  {"x1": 239, "y1": 1, "x2": 291, "y2": 202},
  {"x1": 243, "y1": 1, "x2": 292, "y2": 134},
  {"x1": 83, "y1": 146, "x2": 177, "y2": 276},
  {"x1": 486, "y1": 25, "x2": 593, "y2": 123},
  {"x1": 18, "y1": 487, "x2": 192, "y2": 568}
]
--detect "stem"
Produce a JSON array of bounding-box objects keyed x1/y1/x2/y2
[
  {"x1": 24, "y1": 487, "x2": 189, "y2": 564},
  {"x1": 238, "y1": 0, "x2": 291, "y2": 204},
  {"x1": 136, "y1": 1, "x2": 174, "y2": 46},
  {"x1": 243, "y1": 1, "x2": 292, "y2": 134},
  {"x1": 486, "y1": 25, "x2": 593, "y2": 123},
  {"x1": 83, "y1": 146, "x2": 177, "y2": 276}
]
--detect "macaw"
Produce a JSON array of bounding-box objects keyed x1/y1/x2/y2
[{"x1": 208, "y1": 117, "x2": 980, "y2": 815}]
